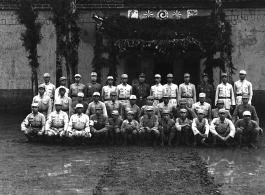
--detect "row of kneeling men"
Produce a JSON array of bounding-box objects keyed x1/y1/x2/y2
[{"x1": 21, "y1": 97, "x2": 262, "y2": 149}]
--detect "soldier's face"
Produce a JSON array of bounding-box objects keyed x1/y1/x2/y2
[
  {"x1": 180, "y1": 112, "x2": 186, "y2": 118},
  {"x1": 222, "y1": 76, "x2": 228, "y2": 83},
  {"x1": 244, "y1": 115, "x2": 251, "y2": 122},
  {"x1": 44, "y1": 77, "x2": 50, "y2": 83},
  {"x1": 110, "y1": 95, "x2": 117, "y2": 101},
  {"x1": 107, "y1": 79, "x2": 113, "y2": 85},
  {"x1": 180, "y1": 103, "x2": 186, "y2": 108},
  {"x1": 217, "y1": 103, "x2": 224, "y2": 109},
  {"x1": 147, "y1": 99, "x2": 154, "y2": 105},
  {"x1": 130, "y1": 99, "x2": 136, "y2": 105},
  {"x1": 55, "y1": 105, "x2": 62, "y2": 112},
  {"x1": 31, "y1": 106, "x2": 38, "y2": 113},
  {"x1": 91, "y1": 76, "x2": 97, "y2": 82},
  {"x1": 219, "y1": 113, "x2": 226, "y2": 120},
  {"x1": 184, "y1": 76, "x2": 190, "y2": 82},
  {"x1": 163, "y1": 98, "x2": 169, "y2": 104},
  {"x1": 59, "y1": 90, "x2": 66, "y2": 96},
  {"x1": 198, "y1": 113, "x2": 204, "y2": 120},
  {"x1": 122, "y1": 78, "x2": 128, "y2": 83},
  {"x1": 139, "y1": 76, "x2": 145, "y2": 82},
  {"x1": 155, "y1": 78, "x2": 161, "y2": 83},
  {"x1": 112, "y1": 115, "x2": 119, "y2": 120},
  {"x1": 163, "y1": 114, "x2": 169, "y2": 120},
  {"x1": 167, "y1": 78, "x2": 173, "y2": 83},
  {"x1": 147, "y1": 110, "x2": 153, "y2": 117},
  {"x1": 239, "y1": 74, "x2": 246, "y2": 80},
  {"x1": 93, "y1": 96, "x2": 100, "y2": 101},
  {"x1": 39, "y1": 88, "x2": 45, "y2": 95},
  {"x1": 78, "y1": 96, "x2": 83, "y2": 101},
  {"x1": 75, "y1": 77, "x2": 81, "y2": 82},
  {"x1": 76, "y1": 107, "x2": 83, "y2": 114},
  {"x1": 127, "y1": 114, "x2": 133, "y2": 120},
  {"x1": 202, "y1": 76, "x2": 208, "y2": 83},
  {"x1": 95, "y1": 109, "x2": 102, "y2": 115},
  {"x1": 242, "y1": 98, "x2": 249, "y2": 104},
  {"x1": 60, "y1": 80, "x2": 66, "y2": 86},
  {"x1": 199, "y1": 97, "x2": 205, "y2": 103}
]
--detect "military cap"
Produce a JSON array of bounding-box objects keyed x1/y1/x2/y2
[
  {"x1": 74, "y1": 74, "x2": 81, "y2": 78},
  {"x1": 239, "y1": 70, "x2": 247, "y2": 75},
  {"x1": 95, "y1": 105, "x2": 102, "y2": 110},
  {"x1": 242, "y1": 94, "x2": 250, "y2": 99},
  {"x1": 59, "y1": 87, "x2": 66, "y2": 91},
  {"x1": 221, "y1": 73, "x2": 228, "y2": 77},
  {"x1": 77, "y1": 92, "x2": 84, "y2": 97},
  {"x1": 127, "y1": 110, "x2": 134, "y2": 115},
  {"x1": 129, "y1": 95, "x2": 137, "y2": 100},
  {"x1": 202, "y1": 73, "x2": 209, "y2": 78},
  {"x1": 243, "y1": 111, "x2": 251, "y2": 116},
  {"x1": 107, "y1": 76, "x2": 114, "y2": 80},
  {"x1": 197, "y1": 109, "x2": 205, "y2": 114},
  {"x1": 43, "y1": 73, "x2": 50, "y2": 77},
  {"x1": 167, "y1": 73, "x2": 173, "y2": 78},
  {"x1": 184, "y1": 73, "x2": 190, "y2": 77},
  {"x1": 38, "y1": 84, "x2": 46, "y2": 89},
  {"x1": 121, "y1": 74, "x2": 128, "y2": 79},
  {"x1": 162, "y1": 110, "x2": 170, "y2": 114},
  {"x1": 60, "y1": 76, "x2": 66, "y2": 81},
  {"x1": 54, "y1": 99, "x2": 62, "y2": 105},
  {"x1": 218, "y1": 109, "x2": 226, "y2": 114},
  {"x1": 154, "y1": 74, "x2": 161, "y2": 78},
  {"x1": 146, "y1": 106, "x2": 154, "y2": 111},
  {"x1": 139, "y1": 73, "x2": 145, "y2": 77},
  {"x1": 110, "y1": 91, "x2": 117, "y2": 96},
  {"x1": 147, "y1": 96, "x2": 154, "y2": 100},
  {"x1": 112, "y1": 110, "x2": 119, "y2": 115},
  {"x1": 180, "y1": 108, "x2": 187, "y2": 113},
  {"x1": 217, "y1": 99, "x2": 224, "y2": 104},
  {"x1": 199, "y1": 93, "x2": 206, "y2": 98},
  {"x1": 179, "y1": 99, "x2": 187, "y2": 104},
  {"x1": 75, "y1": 103, "x2": 83, "y2": 108},
  {"x1": 31, "y1": 103, "x2": 39, "y2": 107},
  {"x1": 91, "y1": 72, "x2": 97, "y2": 76},
  {"x1": 93, "y1": 92, "x2": 100, "y2": 96}
]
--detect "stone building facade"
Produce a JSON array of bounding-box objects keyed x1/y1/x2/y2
[{"x1": 0, "y1": 0, "x2": 265, "y2": 114}]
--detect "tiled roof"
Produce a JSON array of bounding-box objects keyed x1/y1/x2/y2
[{"x1": 0, "y1": 0, "x2": 264, "y2": 10}]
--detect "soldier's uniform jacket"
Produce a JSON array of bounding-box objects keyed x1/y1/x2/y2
[
  {"x1": 215, "y1": 82, "x2": 235, "y2": 109},
  {"x1": 71, "y1": 101, "x2": 89, "y2": 117},
  {"x1": 232, "y1": 103, "x2": 259, "y2": 124},
  {"x1": 54, "y1": 96, "x2": 72, "y2": 116},
  {"x1": 157, "y1": 102, "x2": 173, "y2": 117},
  {"x1": 212, "y1": 108, "x2": 232, "y2": 120},
  {"x1": 121, "y1": 119, "x2": 139, "y2": 131},
  {"x1": 55, "y1": 86, "x2": 69, "y2": 98},
  {"x1": 235, "y1": 119, "x2": 259, "y2": 133},
  {"x1": 46, "y1": 111, "x2": 68, "y2": 131},
  {"x1": 150, "y1": 83, "x2": 164, "y2": 101},
  {"x1": 90, "y1": 114, "x2": 109, "y2": 131},
  {"x1": 132, "y1": 82, "x2": 150, "y2": 99},
  {"x1": 117, "y1": 83, "x2": 132, "y2": 99},
  {"x1": 191, "y1": 118, "x2": 209, "y2": 136},
  {"x1": 43, "y1": 82, "x2": 56, "y2": 100},
  {"x1": 21, "y1": 112, "x2": 45, "y2": 131},
  {"x1": 158, "y1": 118, "x2": 175, "y2": 132},
  {"x1": 210, "y1": 118, "x2": 235, "y2": 138},
  {"x1": 192, "y1": 102, "x2": 212, "y2": 120},
  {"x1": 105, "y1": 100, "x2": 123, "y2": 118},
  {"x1": 86, "y1": 82, "x2": 102, "y2": 99},
  {"x1": 68, "y1": 113, "x2": 90, "y2": 132},
  {"x1": 197, "y1": 83, "x2": 214, "y2": 105},
  {"x1": 172, "y1": 107, "x2": 197, "y2": 120},
  {"x1": 178, "y1": 83, "x2": 196, "y2": 103},
  {"x1": 102, "y1": 85, "x2": 117, "y2": 101},
  {"x1": 123, "y1": 104, "x2": 140, "y2": 121},
  {"x1": 234, "y1": 79, "x2": 253, "y2": 105},
  {"x1": 139, "y1": 105, "x2": 161, "y2": 119},
  {"x1": 139, "y1": 115, "x2": 159, "y2": 130},
  {"x1": 175, "y1": 118, "x2": 192, "y2": 131},
  {"x1": 108, "y1": 117, "x2": 123, "y2": 129},
  {"x1": 69, "y1": 83, "x2": 86, "y2": 98},
  {"x1": 32, "y1": 95, "x2": 52, "y2": 117},
  {"x1": 87, "y1": 101, "x2": 108, "y2": 117}
]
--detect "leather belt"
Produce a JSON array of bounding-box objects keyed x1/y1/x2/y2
[
  {"x1": 181, "y1": 96, "x2": 192, "y2": 98},
  {"x1": 236, "y1": 94, "x2": 242, "y2": 96},
  {"x1": 119, "y1": 98, "x2": 129, "y2": 100},
  {"x1": 218, "y1": 97, "x2": 231, "y2": 99}
]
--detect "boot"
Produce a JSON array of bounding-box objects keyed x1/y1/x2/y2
[
  {"x1": 122, "y1": 132, "x2": 128, "y2": 146},
  {"x1": 109, "y1": 130, "x2": 115, "y2": 145},
  {"x1": 168, "y1": 131, "x2": 176, "y2": 147},
  {"x1": 115, "y1": 133, "x2": 121, "y2": 145},
  {"x1": 184, "y1": 131, "x2": 191, "y2": 146},
  {"x1": 160, "y1": 132, "x2": 165, "y2": 146}
]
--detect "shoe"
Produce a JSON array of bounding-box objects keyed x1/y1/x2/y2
[
  {"x1": 235, "y1": 144, "x2": 241, "y2": 149},
  {"x1": 160, "y1": 143, "x2": 164, "y2": 147}
]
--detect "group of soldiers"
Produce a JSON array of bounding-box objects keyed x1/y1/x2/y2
[{"x1": 21, "y1": 70, "x2": 262, "y2": 148}]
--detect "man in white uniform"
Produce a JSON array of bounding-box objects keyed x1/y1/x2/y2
[
  {"x1": 163, "y1": 73, "x2": 178, "y2": 106},
  {"x1": 102, "y1": 76, "x2": 117, "y2": 102},
  {"x1": 150, "y1": 74, "x2": 164, "y2": 106},
  {"x1": 117, "y1": 74, "x2": 132, "y2": 105},
  {"x1": 178, "y1": 73, "x2": 196, "y2": 108}
]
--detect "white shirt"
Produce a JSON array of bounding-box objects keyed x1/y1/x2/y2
[
  {"x1": 163, "y1": 83, "x2": 178, "y2": 98},
  {"x1": 210, "y1": 118, "x2": 236, "y2": 138},
  {"x1": 102, "y1": 85, "x2": 117, "y2": 100},
  {"x1": 234, "y1": 79, "x2": 253, "y2": 103},
  {"x1": 192, "y1": 102, "x2": 211, "y2": 117},
  {"x1": 191, "y1": 118, "x2": 209, "y2": 137},
  {"x1": 68, "y1": 113, "x2": 90, "y2": 132},
  {"x1": 215, "y1": 82, "x2": 235, "y2": 106},
  {"x1": 151, "y1": 83, "x2": 164, "y2": 100},
  {"x1": 117, "y1": 84, "x2": 132, "y2": 99},
  {"x1": 178, "y1": 83, "x2": 196, "y2": 102},
  {"x1": 55, "y1": 86, "x2": 69, "y2": 98},
  {"x1": 43, "y1": 82, "x2": 56, "y2": 99}
]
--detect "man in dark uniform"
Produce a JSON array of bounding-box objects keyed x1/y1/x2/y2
[
  {"x1": 85, "y1": 72, "x2": 102, "y2": 104},
  {"x1": 132, "y1": 73, "x2": 150, "y2": 108},
  {"x1": 197, "y1": 73, "x2": 214, "y2": 106},
  {"x1": 158, "y1": 110, "x2": 175, "y2": 146},
  {"x1": 172, "y1": 98, "x2": 197, "y2": 120},
  {"x1": 69, "y1": 74, "x2": 86, "y2": 102}
]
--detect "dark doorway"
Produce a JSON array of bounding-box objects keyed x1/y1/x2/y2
[{"x1": 154, "y1": 53, "x2": 174, "y2": 85}]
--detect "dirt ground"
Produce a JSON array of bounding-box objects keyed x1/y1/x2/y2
[{"x1": 1, "y1": 114, "x2": 265, "y2": 195}]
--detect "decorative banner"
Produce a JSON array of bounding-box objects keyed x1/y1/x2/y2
[
  {"x1": 144, "y1": 10, "x2": 154, "y2": 18},
  {"x1": 128, "y1": 10, "x2": 138, "y2": 18},
  {"x1": 157, "y1": 10, "x2": 168, "y2": 19},
  {"x1": 173, "y1": 10, "x2": 182, "y2": 19},
  {"x1": 187, "y1": 10, "x2": 198, "y2": 18}
]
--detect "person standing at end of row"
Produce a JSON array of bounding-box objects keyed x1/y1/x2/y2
[
  {"x1": 197, "y1": 73, "x2": 214, "y2": 106},
  {"x1": 234, "y1": 70, "x2": 253, "y2": 105},
  {"x1": 43, "y1": 73, "x2": 56, "y2": 105},
  {"x1": 178, "y1": 73, "x2": 196, "y2": 108},
  {"x1": 102, "y1": 76, "x2": 117, "y2": 102},
  {"x1": 163, "y1": 73, "x2": 178, "y2": 106},
  {"x1": 85, "y1": 72, "x2": 102, "y2": 104},
  {"x1": 150, "y1": 74, "x2": 163, "y2": 106},
  {"x1": 117, "y1": 74, "x2": 132, "y2": 105},
  {"x1": 132, "y1": 73, "x2": 150, "y2": 108},
  {"x1": 69, "y1": 74, "x2": 86, "y2": 102},
  {"x1": 55, "y1": 76, "x2": 69, "y2": 98},
  {"x1": 215, "y1": 73, "x2": 235, "y2": 112}
]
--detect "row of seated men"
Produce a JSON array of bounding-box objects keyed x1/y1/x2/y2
[{"x1": 21, "y1": 85, "x2": 262, "y2": 148}]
